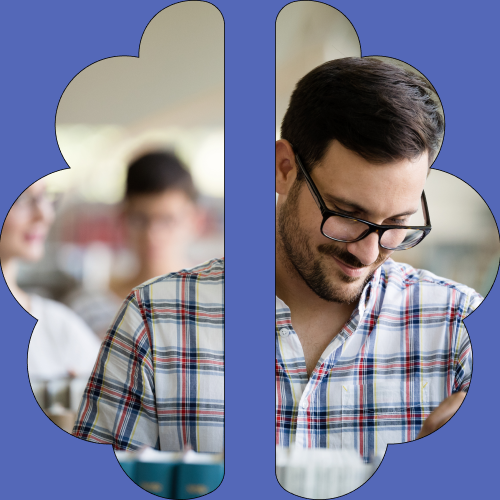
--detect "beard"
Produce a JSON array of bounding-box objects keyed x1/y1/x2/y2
[{"x1": 277, "y1": 182, "x2": 386, "y2": 304}]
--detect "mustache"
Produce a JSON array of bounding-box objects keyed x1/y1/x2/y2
[{"x1": 318, "y1": 243, "x2": 370, "y2": 269}]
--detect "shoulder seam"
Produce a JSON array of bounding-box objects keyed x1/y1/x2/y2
[
  {"x1": 402, "y1": 276, "x2": 476, "y2": 297},
  {"x1": 133, "y1": 258, "x2": 224, "y2": 291}
]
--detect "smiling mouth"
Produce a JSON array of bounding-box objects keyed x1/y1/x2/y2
[
  {"x1": 24, "y1": 233, "x2": 45, "y2": 242},
  {"x1": 330, "y1": 255, "x2": 367, "y2": 278}
]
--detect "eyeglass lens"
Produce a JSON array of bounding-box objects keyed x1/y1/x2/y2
[
  {"x1": 322, "y1": 202, "x2": 427, "y2": 250},
  {"x1": 16, "y1": 192, "x2": 60, "y2": 212}
]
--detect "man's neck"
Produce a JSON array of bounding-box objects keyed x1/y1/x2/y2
[
  {"x1": 276, "y1": 247, "x2": 358, "y2": 377},
  {"x1": 276, "y1": 246, "x2": 357, "y2": 324},
  {"x1": 110, "y1": 258, "x2": 192, "y2": 300}
]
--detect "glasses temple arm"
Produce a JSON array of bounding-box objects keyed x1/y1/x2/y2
[
  {"x1": 294, "y1": 153, "x2": 328, "y2": 213},
  {"x1": 421, "y1": 191, "x2": 432, "y2": 226}
]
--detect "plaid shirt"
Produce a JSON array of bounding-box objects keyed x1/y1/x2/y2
[
  {"x1": 276, "y1": 259, "x2": 481, "y2": 461},
  {"x1": 73, "y1": 258, "x2": 224, "y2": 453}
]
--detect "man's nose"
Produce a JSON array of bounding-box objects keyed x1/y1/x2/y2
[
  {"x1": 145, "y1": 222, "x2": 160, "y2": 240},
  {"x1": 32, "y1": 199, "x2": 53, "y2": 223},
  {"x1": 345, "y1": 232, "x2": 380, "y2": 266}
]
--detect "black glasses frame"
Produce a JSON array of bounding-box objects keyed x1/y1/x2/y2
[{"x1": 293, "y1": 151, "x2": 432, "y2": 251}]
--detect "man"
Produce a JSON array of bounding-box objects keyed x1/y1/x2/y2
[
  {"x1": 66, "y1": 151, "x2": 205, "y2": 339},
  {"x1": 72, "y1": 257, "x2": 224, "y2": 452},
  {"x1": 275, "y1": 57, "x2": 480, "y2": 461}
]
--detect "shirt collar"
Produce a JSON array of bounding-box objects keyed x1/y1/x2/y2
[{"x1": 275, "y1": 262, "x2": 385, "y2": 320}]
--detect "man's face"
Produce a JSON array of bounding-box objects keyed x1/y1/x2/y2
[
  {"x1": 124, "y1": 190, "x2": 198, "y2": 268},
  {"x1": 276, "y1": 140, "x2": 429, "y2": 304}
]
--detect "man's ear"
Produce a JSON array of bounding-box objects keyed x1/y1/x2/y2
[{"x1": 276, "y1": 139, "x2": 297, "y2": 195}]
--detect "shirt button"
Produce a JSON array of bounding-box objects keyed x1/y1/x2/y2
[
  {"x1": 279, "y1": 328, "x2": 289, "y2": 337},
  {"x1": 300, "y1": 400, "x2": 308, "y2": 410}
]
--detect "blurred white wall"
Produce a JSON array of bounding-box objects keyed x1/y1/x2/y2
[
  {"x1": 56, "y1": 1, "x2": 223, "y2": 127},
  {"x1": 52, "y1": 1, "x2": 224, "y2": 202}
]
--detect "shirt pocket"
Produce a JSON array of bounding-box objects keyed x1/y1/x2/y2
[{"x1": 341, "y1": 381, "x2": 430, "y2": 458}]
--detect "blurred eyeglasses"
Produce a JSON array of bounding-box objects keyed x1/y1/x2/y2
[
  {"x1": 293, "y1": 150, "x2": 432, "y2": 251},
  {"x1": 13, "y1": 191, "x2": 63, "y2": 214},
  {"x1": 126, "y1": 213, "x2": 185, "y2": 231}
]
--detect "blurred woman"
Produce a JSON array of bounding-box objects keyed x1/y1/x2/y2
[
  {"x1": 0, "y1": 179, "x2": 101, "y2": 383},
  {"x1": 66, "y1": 151, "x2": 203, "y2": 338}
]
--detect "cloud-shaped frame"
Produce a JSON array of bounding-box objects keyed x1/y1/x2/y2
[
  {"x1": 276, "y1": 2, "x2": 499, "y2": 498},
  {"x1": 1, "y1": 1, "x2": 499, "y2": 500},
  {"x1": 3, "y1": 1, "x2": 225, "y2": 499},
  {"x1": 275, "y1": 2, "x2": 499, "y2": 497}
]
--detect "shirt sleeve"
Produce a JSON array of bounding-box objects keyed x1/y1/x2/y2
[
  {"x1": 453, "y1": 289, "x2": 482, "y2": 393},
  {"x1": 72, "y1": 291, "x2": 159, "y2": 450}
]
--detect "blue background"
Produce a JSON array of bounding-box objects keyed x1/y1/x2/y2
[{"x1": 1, "y1": 0, "x2": 498, "y2": 498}]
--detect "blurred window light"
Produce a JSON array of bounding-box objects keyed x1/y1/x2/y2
[
  {"x1": 191, "y1": 130, "x2": 224, "y2": 199},
  {"x1": 52, "y1": 124, "x2": 224, "y2": 204}
]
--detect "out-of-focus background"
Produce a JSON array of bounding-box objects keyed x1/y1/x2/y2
[
  {"x1": 276, "y1": 1, "x2": 499, "y2": 297},
  {"x1": 18, "y1": 2, "x2": 224, "y2": 304},
  {"x1": 276, "y1": 1, "x2": 360, "y2": 133},
  {"x1": 1, "y1": 1, "x2": 224, "y2": 434}
]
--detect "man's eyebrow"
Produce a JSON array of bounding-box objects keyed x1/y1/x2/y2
[{"x1": 322, "y1": 193, "x2": 418, "y2": 218}]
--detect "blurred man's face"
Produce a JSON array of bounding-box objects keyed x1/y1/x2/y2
[
  {"x1": 276, "y1": 140, "x2": 429, "y2": 304},
  {"x1": 124, "y1": 190, "x2": 199, "y2": 270},
  {"x1": 0, "y1": 180, "x2": 55, "y2": 262}
]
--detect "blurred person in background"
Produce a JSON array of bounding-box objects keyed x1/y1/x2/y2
[
  {"x1": 0, "y1": 179, "x2": 101, "y2": 383},
  {"x1": 66, "y1": 151, "x2": 203, "y2": 338},
  {"x1": 70, "y1": 154, "x2": 224, "y2": 453},
  {"x1": 72, "y1": 256, "x2": 224, "y2": 452}
]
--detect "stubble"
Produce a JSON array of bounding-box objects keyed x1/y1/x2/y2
[{"x1": 277, "y1": 182, "x2": 385, "y2": 304}]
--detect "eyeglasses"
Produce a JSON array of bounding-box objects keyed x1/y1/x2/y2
[
  {"x1": 13, "y1": 191, "x2": 62, "y2": 214},
  {"x1": 293, "y1": 151, "x2": 432, "y2": 251},
  {"x1": 126, "y1": 212, "x2": 185, "y2": 231}
]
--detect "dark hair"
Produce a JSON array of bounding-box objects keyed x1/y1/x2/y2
[
  {"x1": 125, "y1": 151, "x2": 197, "y2": 201},
  {"x1": 281, "y1": 57, "x2": 444, "y2": 178}
]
